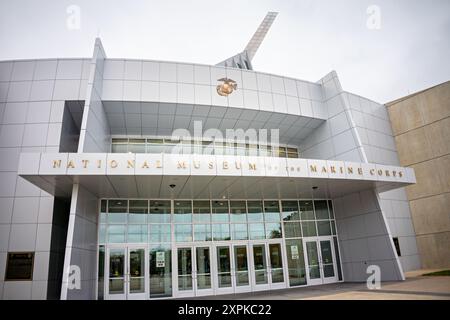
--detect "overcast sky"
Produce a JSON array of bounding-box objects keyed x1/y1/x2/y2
[{"x1": 1, "y1": 0, "x2": 449, "y2": 103}]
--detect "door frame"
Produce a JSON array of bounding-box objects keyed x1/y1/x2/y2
[
  {"x1": 303, "y1": 236, "x2": 339, "y2": 286},
  {"x1": 105, "y1": 243, "x2": 149, "y2": 300}
]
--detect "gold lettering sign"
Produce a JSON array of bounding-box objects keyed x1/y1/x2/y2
[
  {"x1": 347, "y1": 167, "x2": 353, "y2": 174},
  {"x1": 223, "y1": 161, "x2": 229, "y2": 169},
  {"x1": 248, "y1": 163, "x2": 256, "y2": 170},
  {"x1": 321, "y1": 166, "x2": 327, "y2": 173},
  {"x1": 67, "y1": 160, "x2": 75, "y2": 169},
  {"x1": 310, "y1": 165, "x2": 317, "y2": 172},
  {"x1": 52, "y1": 160, "x2": 61, "y2": 168},
  {"x1": 141, "y1": 161, "x2": 149, "y2": 169},
  {"x1": 177, "y1": 161, "x2": 187, "y2": 169},
  {"x1": 110, "y1": 160, "x2": 118, "y2": 168},
  {"x1": 127, "y1": 160, "x2": 135, "y2": 168},
  {"x1": 370, "y1": 169, "x2": 375, "y2": 175},
  {"x1": 193, "y1": 161, "x2": 200, "y2": 169},
  {"x1": 358, "y1": 167, "x2": 363, "y2": 175},
  {"x1": 82, "y1": 159, "x2": 89, "y2": 168}
]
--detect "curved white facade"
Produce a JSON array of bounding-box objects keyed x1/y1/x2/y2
[{"x1": 0, "y1": 37, "x2": 420, "y2": 300}]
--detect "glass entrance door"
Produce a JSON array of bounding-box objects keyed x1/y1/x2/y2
[
  {"x1": 106, "y1": 246, "x2": 148, "y2": 300},
  {"x1": 175, "y1": 245, "x2": 213, "y2": 297},
  {"x1": 303, "y1": 237, "x2": 338, "y2": 285},
  {"x1": 250, "y1": 241, "x2": 287, "y2": 291},
  {"x1": 215, "y1": 245, "x2": 233, "y2": 295},
  {"x1": 233, "y1": 244, "x2": 251, "y2": 293}
]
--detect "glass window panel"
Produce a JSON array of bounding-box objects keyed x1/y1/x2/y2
[
  {"x1": 333, "y1": 236, "x2": 343, "y2": 281},
  {"x1": 247, "y1": 201, "x2": 264, "y2": 222},
  {"x1": 128, "y1": 139, "x2": 146, "y2": 153},
  {"x1": 212, "y1": 224, "x2": 230, "y2": 241},
  {"x1": 108, "y1": 200, "x2": 127, "y2": 223},
  {"x1": 174, "y1": 224, "x2": 192, "y2": 242},
  {"x1": 100, "y1": 200, "x2": 107, "y2": 223},
  {"x1": 149, "y1": 200, "x2": 171, "y2": 223},
  {"x1": 265, "y1": 222, "x2": 282, "y2": 239},
  {"x1": 264, "y1": 201, "x2": 280, "y2": 222},
  {"x1": 128, "y1": 200, "x2": 148, "y2": 223},
  {"x1": 149, "y1": 244, "x2": 172, "y2": 297},
  {"x1": 174, "y1": 201, "x2": 192, "y2": 223},
  {"x1": 196, "y1": 247, "x2": 211, "y2": 289},
  {"x1": 127, "y1": 224, "x2": 148, "y2": 243},
  {"x1": 108, "y1": 225, "x2": 126, "y2": 243},
  {"x1": 302, "y1": 221, "x2": 317, "y2": 237},
  {"x1": 299, "y1": 201, "x2": 314, "y2": 220},
  {"x1": 111, "y1": 143, "x2": 128, "y2": 153},
  {"x1": 230, "y1": 201, "x2": 247, "y2": 223},
  {"x1": 328, "y1": 200, "x2": 335, "y2": 219},
  {"x1": 193, "y1": 201, "x2": 211, "y2": 223},
  {"x1": 234, "y1": 246, "x2": 249, "y2": 286},
  {"x1": 281, "y1": 201, "x2": 300, "y2": 221},
  {"x1": 177, "y1": 248, "x2": 192, "y2": 291},
  {"x1": 231, "y1": 224, "x2": 248, "y2": 240},
  {"x1": 283, "y1": 221, "x2": 302, "y2": 238},
  {"x1": 99, "y1": 224, "x2": 106, "y2": 243},
  {"x1": 317, "y1": 220, "x2": 332, "y2": 236},
  {"x1": 202, "y1": 141, "x2": 214, "y2": 155},
  {"x1": 149, "y1": 224, "x2": 171, "y2": 243},
  {"x1": 146, "y1": 143, "x2": 165, "y2": 154},
  {"x1": 212, "y1": 200, "x2": 229, "y2": 223},
  {"x1": 314, "y1": 200, "x2": 329, "y2": 220},
  {"x1": 285, "y1": 239, "x2": 306, "y2": 286},
  {"x1": 248, "y1": 223, "x2": 265, "y2": 240},
  {"x1": 216, "y1": 247, "x2": 232, "y2": 288},
  {"x1": 194, "y1": 224, "x2": 211, "y2": 241},
  {"x1": 331, "y1": 220, "x2": 336, "y2": 235}
]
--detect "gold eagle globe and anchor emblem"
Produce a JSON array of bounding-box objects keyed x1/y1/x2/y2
[{"x1": 216, "y1": 78, "x2": 237, "y2": 96}]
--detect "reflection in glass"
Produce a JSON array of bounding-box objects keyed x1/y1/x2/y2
[
  {"x1": 196, "y1": 247, "x2": 211, "y2": 289},
  {"x1": 265, "y1": 223, "x2": 282, "y2": 239},
  {"x1": 320, "y1": 240, "x2": 335, "y2": 277},
  {"x1": 100, "y1": 200, "x2": 107, "y2": 223},
  {"x1": 217, "y1": 247, "x2": 232, "y2": 288},
  {"x1": 174, "y1": 201, "x2": 192, "y2": 223},
  {"x1": 150, "y1": 245, "x2": 172, "y2": 297},
  {"x1": 230, "y1": 201, "x2": 247, "y2": 223},
  {"x1": 333, "y1": 237, "x2": 343, "y2": 280},
  {"x1": 284, "y1": 221, "x2": 302, "y2": 238},
  {"x1": 177, "y1": 248, "x2": 192, "y2": 291},
  {"x1": 212, "y1": 200, "x2": 229, "y2": 223},
  {"x1": 248, "y1": 223, "x2": 265, "y2": 240},
  {"x1": 299, "y1": 201, "x2": 314, "y2": 220},
  {"x1": 306, "y1": 241, "x2": 321, "y2": 279},
  {"x1": 234, "y1": 246, "x2": 249, "y2": 286},
  {"x1": 149, "y1": 224, "x2": 171, "y2": 243},
  {"x1": 328, "y1": 200, "x2": 335, "y2": 219},
  {"x1": 194, "y1": 224, "x2": 212, "y2": 241},
  {"x1": 269, "y1": 243, "x2": 284, "y2": 283},
  {"x1": 149, "y1": 200, "x2": 171, "y2": 223},
  {"x1": 314, "y1": 200, "x2": 329, "y2": 220},
  {"x1": 301, "y1": 221, "x2": 317, "y2": 237},
  {"x1": 281, "y1": 201, "x2": 300, "y2": 221},
  {"x1": 212, "y1": 224, "x2": 230, "y2": 241},
  {"x1": 129, "y1": 200, "x2": 148, "y2": 223},
  {"x1": 127, "y1": 224, "x2": 148, "y2": 243},
  {"x1": 285, "y1": 239, "x2": 306, "y2": 286},
  {"x1": 193, "y1": 201, "x2": 211, "y2": 223},
  {"x1": 252, "y1": 245, "x2": 268, "y2": 284},
  {"x1": 317, "y1": 220, "x2": 332, "y2": 236},
  {"x1": 174, "y1": 224, "x2": 192, "y2": 242},
  {"x1": 108, "y1": 200, "x2": 127, "y2": 223},
  {"x1": 108, "y1": 225, "x2": 126, "y2": 243},
  {"x1": 231, "y1": 224, "x2": 248, "y2": 240},
  {"x1": 247, "y1": 201, "x2": 264, "y2": 222},
  {"x1": 109, "y1": 249, "x2": 125, "y2": 294},
  {"x1": 129, "y1": 249, "x2": 145, "y2": 293},
  {"x1": 263, "y1": 201, "x2": 280, "y2": 222}
]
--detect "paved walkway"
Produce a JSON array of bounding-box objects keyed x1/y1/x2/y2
[{"x1": 185, "y1": 270, "x2": 450, "y2": 300}]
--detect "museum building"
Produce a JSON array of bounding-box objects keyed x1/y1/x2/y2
[{"x1": 0, "y1": 12, "x2": 420, "y2": 299}]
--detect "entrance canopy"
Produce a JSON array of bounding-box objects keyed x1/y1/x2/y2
[{"x1": 18, "y1": 152, "x2": 415, "y2": 199}]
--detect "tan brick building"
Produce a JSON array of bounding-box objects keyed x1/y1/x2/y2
[{"x1": 387, "y1": 81, "x2": 450, "y2": 269}]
